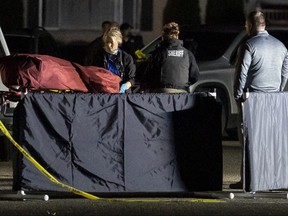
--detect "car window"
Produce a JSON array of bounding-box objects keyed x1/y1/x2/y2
[
  {"x1": 138, "y1": 28, "x2": 240, "y2": 63},
  {"x1": 0, "y1": 43, "x2": 6, "y2": 58},
  {"x1": 38, "y1": 34, "x2": 61, "y2": 57},
  {"x1": 181, "y1": 31, "x2": 239, "y2": 62},
  {"x1": 3, "y1": 28, "x2": 61, "y2": 57},
  {"x1": 5, "y1": 35, "x2": 32, "y2": 54},
  {"x1": 0, "y1": 28, "x2": 9, "y2": 58},
  {"x1": 139, "y1": 36, "x2": 161, "y2": 57},
  {"x1": 228, "y1": 29, "x2": 288, "y2": 66}
]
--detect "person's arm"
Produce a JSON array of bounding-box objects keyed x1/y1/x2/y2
[
  {"x1": 280, "y1": 51, "x2": 288, "y2": 91},
  {"x1": 188, "y1": 51, "x2": 199, "y2": 85},
  {"x1": 124, "y1": 53, "x2": 136, "y2": 87},
  {"x1": 234, "y1": 43, "x2": 251, "y2": 101},
  {"x1": 119, "y1": 81, "x2": 132, "y2": 93},
  {"x1": 119, "y1": 51, "x2": 136, "y2": 93}
]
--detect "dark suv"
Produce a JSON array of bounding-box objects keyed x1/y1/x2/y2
[
  {"x1": 135, "y1": 25, "x2": 288, "y2": 139},
  {"x1": 0, "y1": 27, "x2": 61, "y2": 160},
  {"x1": 2, "y1": 27, "x2": 60, "y2": 57}
]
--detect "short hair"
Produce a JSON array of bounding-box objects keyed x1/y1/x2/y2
[
  {"x1": 162, "y1": 22, "x2": 180, "y2": 40},
  {"x1": 246, "y1": 10, "x2": 266, "y2": 28},
  {"x1": 103, "y1": 27, "x2": 123, "y2": 45},
  {"x1": 109, "y1": 21, "x2": 120, "y2": 29},
  {"x1": 102, "y1": 21, "x2": 111, "y2": 29},
  {"x1": 120, "y1": 23, "x2": 133, "y2": 31},
  {"x1": 101, "y1": 21, "x2": 120, "y2": 34}
]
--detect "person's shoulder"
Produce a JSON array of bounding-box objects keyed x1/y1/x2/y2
[
  {"x1": 266, "y1": 32, "x2": 287, "y2": 47},
  {"x1": 185, "y1": 47, "x2": 193, "y2": 55},
  {"x1": 87, "y1": 36, "x2": 103, "y2": 49},
  {"x1": 185, "y1": 48, "x2": 196, "y2": 61},
  {"x1": 89, "y1": 36, "x2": 102, "y2": 44},
  {"x1": 267, "y1": 32, "x2": 282, "y2": 42},
  {"x1": 119, "y1": 49, "x2": 134, "y2": 60},
  {"x1": 246, "y1": 34, "x2": 262, "y2": 47},
  {"x1": 120, "y1": 49, "x2": 131, "y2": 56}
]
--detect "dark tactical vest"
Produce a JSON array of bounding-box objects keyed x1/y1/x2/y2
[{"x1": 160, "y1": 45, "x2": 190, "y2": 88}]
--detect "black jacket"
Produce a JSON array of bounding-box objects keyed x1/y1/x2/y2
[
  {"x1": 145, "y1": 39, "x2": 199, "y2": 90},
  {"x1": 84, "y1": 46, "x2": 136, "y2": 86}
]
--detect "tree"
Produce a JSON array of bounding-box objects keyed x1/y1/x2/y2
[
  {"x1": 206, "y1": 0, "x2": 245, "y2": 25},
  {"x1": 0, "y1": 0, "x2": 23, "y2": 30},
  {"x1": 163, "y1": 0, "x2": 201, "y2": 26}
]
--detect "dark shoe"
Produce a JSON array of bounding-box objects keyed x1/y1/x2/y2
[{"x1": 229, "y1": 181, "x2": 243, "y2": 189}]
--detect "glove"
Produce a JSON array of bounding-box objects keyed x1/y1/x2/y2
[{"x1": 119, "y1": 83, "x2": 129, "y2": 93}]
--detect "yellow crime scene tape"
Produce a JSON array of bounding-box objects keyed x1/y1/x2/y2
[
  {"x1": 0, "y1": 120, "x2": 224, "y2": 203},
  {"x1": 0, "y1": 120, "x2": 100, "y2": 200}
]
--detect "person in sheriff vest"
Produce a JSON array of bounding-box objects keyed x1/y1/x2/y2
[{"x1": 143, "y1": 22, "x2": 199, "y2": 93}]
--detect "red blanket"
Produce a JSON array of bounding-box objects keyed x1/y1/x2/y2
[{"x1": 0, "y1": 54, "x2": 121, "y2": 93}]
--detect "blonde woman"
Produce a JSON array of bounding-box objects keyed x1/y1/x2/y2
[{"x1": 86, "y1": 26, "x2": 136, "y2": 93}]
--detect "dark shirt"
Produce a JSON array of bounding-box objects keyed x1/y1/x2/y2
[
  {"x1": 120, "y1": 35, "x2": 144, "y2": 59},
  {"x1": 145, "y1": 39, "x2": 199, "y2": 90},
  {"x1": 84, "y1": 36, "x2": 103, "y2": 66},
  {"x1": 85, "y1": 45, "x2": 136, "y2": 86}
]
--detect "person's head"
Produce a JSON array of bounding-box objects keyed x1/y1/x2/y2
[
  {"x1": 120, "y1": 23, "x2": 133, "y2": 38},
  {"x1": 103, "y1": 27, "x2": 123, "y2": 54},
  {"x1": 101, "y1": 21, "x2": 120, "y2": 34},
  {"x1": 245, "y1": 10, "x2": 266, "y2": 36},
  {"x1": 101, "y1": 21, "x2": 111, "y2": 33},
  {"x1": 162, "y1": 22, "x2": 180, "y2": 41}
]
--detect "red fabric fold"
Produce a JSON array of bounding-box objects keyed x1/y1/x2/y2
[{"x1": 0, "y1": 54, "x2": 121, "y2": 93}]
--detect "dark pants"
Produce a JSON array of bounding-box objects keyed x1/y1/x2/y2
[{"x1": 237, "y1": 101, "x2": 244, "y2": 182}]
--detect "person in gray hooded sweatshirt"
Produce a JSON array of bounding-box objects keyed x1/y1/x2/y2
[
  {"x1": 234, "y1": 10, "x2": 288, "y2": 100},
  {"x1": 231, "y1": 10, "x2": 288, "y2": 189}
]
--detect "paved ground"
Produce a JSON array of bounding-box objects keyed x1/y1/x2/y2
[{"x1": 1, "y1": 141, "x2": 288, "y2": 216}]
